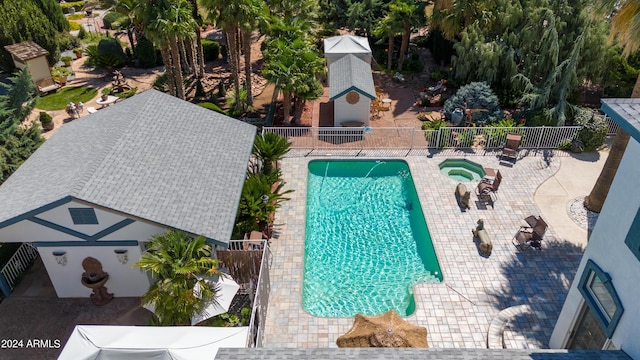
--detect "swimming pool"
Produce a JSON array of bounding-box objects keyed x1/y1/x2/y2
[{"x1": 302, "y1": 160, "x2": 442, "y2": 317}]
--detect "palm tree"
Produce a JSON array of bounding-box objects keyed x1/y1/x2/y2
[
  {"x1": 584, "y1": 0, "x2": 638, "y2": 212},
  {"x1": 135, "y1": 230, "x2": 221, "y2": 326},
  {"x1": 373, "y1": 5, "x2": 404, "y2": 71},
  {"x1": 252, "y1": 132, "x2": 291, "y2": 175},
  {"x1": 393, "y1": 0, "x2": 426, "y2": 72},
  {"x1": 429, "y1": 0, "x2": 496, "y2": 40},
  {"x1": 238, "y1": 0, "x2": 268, "y2": 109}
]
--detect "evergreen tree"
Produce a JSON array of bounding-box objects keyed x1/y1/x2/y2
[{"x1": 0, "y1": 67, "x2": 44, "y2": 183}]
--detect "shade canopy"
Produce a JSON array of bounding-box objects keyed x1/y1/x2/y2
[
  {"x1": 58, "y1": 325, "x2": 248, "y2": 360},
  {"x1": 336, "y1": 310, "x2": 429, "y2": 348},
  {"x1": 144, "y1": 275, "x2": 241, "y2": 325}
]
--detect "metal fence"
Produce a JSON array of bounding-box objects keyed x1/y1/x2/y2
[
  {"x1": 0, "y1": 243, "x2": 39, "y2": 296},
  {"x1": 263, "y1": 126, "x2": 581, "y2": 154}
]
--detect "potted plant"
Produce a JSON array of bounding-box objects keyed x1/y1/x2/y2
[
  {"x1": 61, "y1": 55, "x2": 73, "y2": 66},
  {"x1": 39, "y1": 111, "x2": 54, "y2": 131},
  {"x1": 51, "y1": 66, "x2": 71, "y2": 86},
  {"x1": 73, "y1": 48, "x2": 83, "y2": 59}
]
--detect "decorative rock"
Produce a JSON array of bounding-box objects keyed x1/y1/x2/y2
[
  {"x1": 472, "y1": 219, "x2": 493, "y2": 256},
  {"x1": 455, "y1": 183, "x2": 471, "y2": 210}
]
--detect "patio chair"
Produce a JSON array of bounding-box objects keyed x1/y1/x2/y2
[
  {"x1": 501, "y1": 133, "x2": 522, "y2": 163},
  {"x1": 243, "y1": 231, "x2": 265, "y2": 251},
  {"x1": 476, "y1": 170, "x2": 502, "y2": 203},
  {"x1": 513, "y1": 216, "x2": 548, "y2": 249}
]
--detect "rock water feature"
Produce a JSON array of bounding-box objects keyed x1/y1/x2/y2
[{"x1": 81, "y1": 257, "x2": 114, "y2": 306}]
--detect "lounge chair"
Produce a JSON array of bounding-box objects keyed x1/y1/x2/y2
[
  {"x1": 476, "y1": 170, "x2": 502, "y2": 203},
  {"x1": 501, "y1": 133, "x2": 522, "y2": 162},
  {"x1": 513, "y1": 216, "x2": 548, "y2": 249},
  {"x1": 243, "y1": 231, "x2": 265, "y2": 250}
]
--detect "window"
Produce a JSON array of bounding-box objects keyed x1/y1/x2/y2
[
  {"x1": 578, "y1": 260, "x2": 624, "y2": 337},
  {"x1": 624, "y1": 208, "x2": 640, "y2": 262},
  {"x1": 69, "y1": 208, "x2": 98, "y2": 225}
]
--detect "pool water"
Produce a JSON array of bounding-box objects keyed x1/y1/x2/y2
[{"x1": 303, "y1": 160, "x2": 442, "y2": 317}]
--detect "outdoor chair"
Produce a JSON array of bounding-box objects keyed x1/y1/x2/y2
[
  {"x1": 501, "y1": 133, "x2": 522, "y2": 162},
  {"x1": 476, "y1": 170, "x2": 502, "y2": 203},
  {"x1": 243, "y1": 231, "x2": 265, "y2": 251},
  {"x1": 513, "y1": 215, "x2": 548, "y2": 249}
]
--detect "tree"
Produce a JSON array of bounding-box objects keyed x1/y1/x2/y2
[
  {"x1": 373, "y1": 2, "x2": 404, "y2": 70},
  {"x1": 135, "y1": 230, "x2": 222, "y2": 326},
  {"x1": 0, "y1": 67, "x2": 44, "y2": 183},
  {"x1": 0, "y1": 0, "x2": 68, "y2": 70},
  {"x1": 584, "y1": 0, "x2": 640, "y2": 212},
  {"x1": 253, "y1": 132, "x2": 291, "y2": 175},
  {"x1": 238, "y1": 0, "x2": 268, "y2": 108},
  {"x1": 393, "y1": 0, "x2": 426, "y2": 72}
]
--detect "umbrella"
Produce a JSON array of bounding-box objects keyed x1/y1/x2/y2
[
  {"x1": 143, "y1": 275, "x2": 241, "y2": 326},
  {"x1": 336, "y1": 310, "x2": 429, "y2": 348}
]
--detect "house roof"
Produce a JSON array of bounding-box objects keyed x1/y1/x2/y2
[
  {"x1": 324, "y1": 35, "x2": 371, "y2": 55},
  {"x1": 0, "y1": 90, "x2": 256, "y2": 245},
  {"x1": 3, "y1": 41, "x2": 49, "y2": 62},
  {"x1": 601, "y1": 98, "x2": 640, "y2": 143},
  {"x1": 329, "y1": 54, "x2": 376, "y2": 101}
]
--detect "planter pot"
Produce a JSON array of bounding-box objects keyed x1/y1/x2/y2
[
  {"x1": 101, "y1": 94, "x2": 109, "y2": 101},
  {"x1": 75, "y1": 53, "x2": 82, "y2": 59},
  {"x1": 63, "y1": 60, "x2": 71, "y2": 66},
  {"x1": 41, "y1": 121, "x2": 54, "y2": 131}
]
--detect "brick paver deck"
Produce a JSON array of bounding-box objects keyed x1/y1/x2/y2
[{"x1": 264, "y1": 151, "x2": 584, "y2": 349}]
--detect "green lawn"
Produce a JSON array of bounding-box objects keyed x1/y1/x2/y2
[{"x1": 37, "y1": 86, "x2": 98, "y2": 110}]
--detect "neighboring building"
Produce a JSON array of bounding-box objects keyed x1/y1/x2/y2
[
  {"x1": 323, "y1": 35, "x2": 372, "y2": 70},
  {"x1": 329, "y1": 54, "x2": 376, "y2": 127},
  {"x1": 324, "y1": 35, "x2": 376, "y2": 127},
  {"x1": 550, "y1": 98, "x2": 640, "y2": 358},
  {"x1": 0, "y1": 90, "x2": 256, "y2": 298},
  {"x1": 3, "y1": 41, "x2": 58, "y2": 93}
]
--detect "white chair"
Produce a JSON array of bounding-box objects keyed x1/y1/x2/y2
[{"x1": 87, "y1": 107, "x2": 98, "y2": 114}]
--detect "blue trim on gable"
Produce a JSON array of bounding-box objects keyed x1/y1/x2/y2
[
  {"x1": 330, "y1": 86, "x2": 377, "y2": 102},
  {"x1": 34, "y1": 240, "x2": 139, "y2": 247},
  {"x1": 0, "y1": 197, "x2": 73, "y2": 230},
  {"x1": 28, "y1": 217, "x2": 136, "y2": 242},
  {"x1": 624, "y1": 208, "x2": 640, "y2": 262},
  {"x1": 578, "y1": 259, "x2": 624, "y2": 338},
  {"x1": 601, "y1": 101, "x2": 640, "y2": 143}
]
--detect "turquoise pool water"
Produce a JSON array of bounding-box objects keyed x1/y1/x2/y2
[
  {"x1": 438, "y1": 159, "x2": 486, "y2": 182},
  {"x1": 302, "y1": 160, "x2": 442, "y2": 317}
]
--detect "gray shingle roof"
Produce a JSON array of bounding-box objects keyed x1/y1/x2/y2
[
  {"x1": 324, "y1": 35, "x2": 372, "y2": 54},
  {"x1": 601, "y1": 98, "x2": 640, "y2": 143},
  {"x1": 329, "y1": 54, "x2": 376, "y2": 101},
  {"x1": 215, "y1": 348, "x2": 632, "y2": 360},
  {"x1": 0, "y1": 90, "x2": 256, "y2": 245}
]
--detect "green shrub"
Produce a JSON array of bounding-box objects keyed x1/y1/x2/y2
[
  {"x1": 421, "y1": 119, "x2": 446, "y2": 130},
  {"x1": 59, "y1": 1, "x2": 85, "y2": 14},
  {"x1": 573, "y1": 107, "x2": 607, "y2": 151},
  {"x1": 198, "y1": 102, "x2": 226, "y2": 115},
  {"x1": 103, "y1": 12, "x2": 128, "y2": 30},
  {"x1": 519, "y1": 108, "x2": 555, "y2": 127},
  {"x1": 68, "y1": 21, "x2": 81, "y2": 31},
  {"x1": 201, "y1": 39, "x2": 220, "y2": 62},
  {"x1": 557, "y1": 139, "x2": 573, "y2": 150},
  {"x1": 443, "y1": 82, "x2": 502, "y2": 124},
  {"x1": 67, "y1": 13, "x2": 85, "y2": 20},
  {"x1": 39, "y1": 111, "x2": 52, "y2": 124},
  {"x1": 135, "y1": 37, "x2": 157, "y2": 68},
  {"x1": 58, "y1": 33, "x2": 81, "y2": 51},
  {"x1": 78, "y1": 26, "x2": 87, "y2": 39},
  {"x1": 403, "y1": 55, "x2": 424, "y2": 73},
  {"x1": 97, "y1": 38, "x2": 125, "y2": 66}
]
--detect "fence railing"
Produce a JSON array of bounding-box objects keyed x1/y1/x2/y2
[
  {"x1": 218, "y1": 240, "x2": 270, "y2": 348},
  {"x1": 0, "y1": 243, "x2": 39, "y2": 296},
  {"x1": 263, "y1": 126, "x2": 581, "y2": 154}
]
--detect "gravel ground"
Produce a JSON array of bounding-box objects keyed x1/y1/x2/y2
[{"x1": 567, "y1": 196, "x2": 599, "y2": 231}]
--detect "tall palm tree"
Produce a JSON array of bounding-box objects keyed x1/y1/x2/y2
[
  {"x1": 430, "y1": 0, "x2": 496, "y2": 40},
  {"x1": 135, "y1": 230, "x2": 221, "y2": 326},
  {"x1": 584, "y1": 0, "x2": 638, "y2": 212},
  {"x1": 373, "y1": 5, "x2": 404, "y2": 71},
  {"x1": 238, "y1": 0, "x2": 268, "y2": 108},
  {"x1": 392, "y1": 0, "x2": 426, "y2": 72}
]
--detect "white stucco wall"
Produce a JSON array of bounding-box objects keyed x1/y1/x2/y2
[
  {"x1": 334, "y1": 95, "x2": 371, "y2": 127},
  {"x1": 0, "y1": 201, "x2": 166, "y2": 243},
  {"x1": 550, "y1": 139, "x2": 640, "y2": 357},
  {"x1": 39, "y1": 245, "x2": 150, "y2": 297}
]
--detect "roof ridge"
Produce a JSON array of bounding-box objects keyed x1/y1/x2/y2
[{"x1": 68, "y1": 95, "x2": 146, "y2": 197}]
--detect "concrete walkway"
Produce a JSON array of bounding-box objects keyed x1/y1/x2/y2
[{"x1": 534, "y1": 150, "x2": 608, "y2": 248}]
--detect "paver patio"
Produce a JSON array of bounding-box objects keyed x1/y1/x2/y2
[{"x1": 264, "y1": 150, "x2": 586, "y2": 349}]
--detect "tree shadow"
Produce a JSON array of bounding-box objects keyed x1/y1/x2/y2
[{"x1": 487, "y1": 239, "x2": 585, "y2": 346}]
